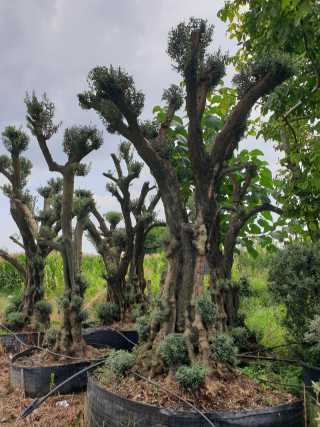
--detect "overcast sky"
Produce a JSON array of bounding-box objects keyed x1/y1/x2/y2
[{"x1": 0, "y1": 0, "x2": 279, "y2": 253}]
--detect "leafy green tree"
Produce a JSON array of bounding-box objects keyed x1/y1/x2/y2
[
  {"x1": 79, "y1": 18, "x2": 291, "y2": 369},
  {"x1": 268, "y1": 242, "x2": 320, "y2": 364},
  {"x1": 219, "y1": 0, "x2": 320, "y2": 241}
]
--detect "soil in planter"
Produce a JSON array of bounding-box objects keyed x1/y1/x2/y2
[
  {"x1": 94, "y1": 366, "x2": 299, "y2": 412},
  {"x1": 93, "y1": 320, "x2": 136, "y2": 331},
  {"x1": 15, "y1": 345, "x2": 110, "y2": 368},
  {"x1": 0, "y1": 352, "x2": 84, "y2": 426}
]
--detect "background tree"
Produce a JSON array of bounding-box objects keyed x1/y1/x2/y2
[
  {"x1": 25, "y1": 94, "x2": 103, "y2": 355},
  {"x1": 86, "y1": 142, "x2": 161, "y2": 321},
  {"x1": 79, "y1": 18, "x2": 291, "y2": 369},
  {"x1": 219, "y1": 0, "x2": 320, "y2": 241},
  {"x1": 0, "y1": 126, "x2": 62, "y2": 327}
]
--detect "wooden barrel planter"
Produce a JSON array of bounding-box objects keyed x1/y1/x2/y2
[
  {"x1": 10, "y1": 347, "x2": 97, "y2": 398},
  {"x1": 86, "y1": 375, "x2": 304, "y2": 427},
  {"x1": 82, "y1": 328, "x2": 138, "y2": 351},
  {"x1": 0, "y1": 332, "x2": 43, "y2": 354}
]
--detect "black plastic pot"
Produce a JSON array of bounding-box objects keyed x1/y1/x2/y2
[
  {"x1": 86, "y1": 375, "x2": 304, "y2": 427},
  {"x1": 301, "y1": 361, "x2": 320, "y2": 390},
  {"x1": 0, "y1": 332, "x2": 43, "y2": 354},
  {"x1": 10, "y1": 347, "x2": 97, "y2": 397},
  {"x1": 82, "y1": 327, "x2": 138, "y2": 351}
]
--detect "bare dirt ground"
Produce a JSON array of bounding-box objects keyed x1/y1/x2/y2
[{"x1": 0, "y1": 351, "x2": 85, "y2": 427}]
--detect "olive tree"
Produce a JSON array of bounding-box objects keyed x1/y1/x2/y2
[
  {"x1": 25, "y1": 94, "x2": 103, "y2": 354},
  {"x1": 79, "y1": 18, "x2": 291, "y2": 368},
  {"x1": 87, "y1": 142, "x2": 161, "y2": 320},
  {"x1": 0, "y1": 126, "x2": 62, "y2": 327}
]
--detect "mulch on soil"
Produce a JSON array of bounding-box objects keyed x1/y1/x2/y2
[
  {"x1": 0, "y1": 351, "x2": 85, "y2": 426},
  {"x1": 14, "y1": 346, "x2": 109, "y2": 368},
  {"x1": 96, "y1": 365, "x2": 299, "y2": 412}
]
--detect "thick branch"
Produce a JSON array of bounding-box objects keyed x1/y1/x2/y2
[
  {"x1": 0, "y1": 249, "x2": 26, "y2": 279},
  {"x1": 222, "y1": 203, "x2": 281, "y2": 275},
  {"x1": 240, "y1": 203, "x2": 282, "y2": 226},
  {"x1": 91, "y1": 205, "x2": 110, "y2": 237},
  {"x1": 86, "y1": 220, "x2": 103, "y2": 250},
  {"x1": 135, "y1": 182, "x2": 151, "y2": 215},
  {"x1": 185, "y1": 29, "x2": 207, "y2": 181},
  {"x1": 111, "y1": 153, "x2": 123, "y2": 179},
  {"x1": 211, "y1": 72, "x2": 290, "y2": 170},
  {"x1": 12, "y1": 198, "x2": 38, "y2": 237},
  {"x1": 144, "y1": 220, "x2": 166, "y2": 237},
  {"x1": 147, "y1": 190, "x2": 161, "y2": 214},
  {"x1": 220, "y1": 162, "x2": 251, "y2": 179},
  {"x1": 9, "y1": 236, "x2": 25, "y2": 250},
  {"x1": 102, "y1": 172, "x2": 118, "y2": 184},
  {"x1": 0, "y1": 166, "x2": 13, "y2": 183},
  {"x1": 36, "y1": 135, "x2": 64, "y2": 173}
]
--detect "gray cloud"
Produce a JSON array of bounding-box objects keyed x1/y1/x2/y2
[{"x1": 0, "y1": 1, "x2": 277, "y2": 253}]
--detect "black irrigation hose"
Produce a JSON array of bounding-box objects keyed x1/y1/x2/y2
[
  {"x1": 20, "y1": 358, "x2": 107, "y2": 418},
  {"x1": 239, "y1": 354, "x2": 300, "y2": 365},
  {"x1": 20, "y1": 329, "x2": 217, "y2": 425},
  {"x1": 0, "y1": 323, "x2": 84, "y2": 361},
  {"x1": 239, "y1": 342, "x2": 301, "y2": 357},
  {"x1": 19, "y1": 328, "x2": 141, "y2": 419},
  {"x1": 130, "y1": 371, "x2": 217, "y2": 427},
  {"x1": 105, "y1": 326, "x2": 137, "y2": 347},
  {"x1": 17, "y1": 327, "x2": 310, "y2": 424},
  {"x1": 253, "y1": 375, "x2": 314, "y2": 392},
  {"x1": 0, "y1": 323, "x2": 31, "y2": 348}
]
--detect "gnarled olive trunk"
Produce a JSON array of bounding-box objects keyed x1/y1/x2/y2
[
  {"x1": 10, "y1": 202, "x2": 49, "y2": 327},
  {"x1": 22, "y1": 251, "x2": 46, "y2": 324},
  {"x1": 59, "y1": 171, "x2": 84, "y2": 355},
  {"x1": 208, "y1": 262, "x2": 240, "y2": 330},
  {"x1": 127, "y1": 223, "x2": 147, "y2": 306}
]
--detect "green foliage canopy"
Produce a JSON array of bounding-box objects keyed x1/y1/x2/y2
[{"x1": 219, "y1": 0, "x2": 320, "y2": 241}]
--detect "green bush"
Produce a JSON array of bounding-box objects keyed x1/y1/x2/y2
[
  {"x1": 34, "y1": 300, "x2": 52, "y2": 324},
  {"x1": 304, "y1": 316, "x2": 320, "y2": 366},
  {"x1": 176, "y1": 364, "x2": 207, "y2": 392},
  {"x1": 5, "y1": 294, "x2": 23, "y2": 318},
  {"x1": 6, "y1": 312, "x2": 25, "y2": 329},
  {"x1": 241, "y1": 362, "x2": 302, "y2": 395},
  {"x1": 96, "y1": 302, "x2": 120, "y2": 325},
  {"x1": 131, "y1": 304, "x2": 143, "y2": 321},
  {"x1": 209, "y1": 332, "x2": 238, "y2": 366},
  {"x1": 268, "y1": 242, "x2": 320, "y2": 342},
  {"x1": 196, "y1": 292, "x2": 217, "y2": 327},
  {"x1": 231, "y1": 326, "x2": 249, "y2": 351},
  {"x1": 106, "y1": 350, "x2": 135, "y2": 377},
  {"x1": 43, "y1": 327, "x2": 60, "y2": 348},
  {"x1": 238, "y1": 277, "x2": 252, "y2": 298},
  {"x1": 136, "y1": 316, "x2": 150, "y2": 342},
  {"x1": 159, "y1": 333, "x2": 188, "y2": 367}
]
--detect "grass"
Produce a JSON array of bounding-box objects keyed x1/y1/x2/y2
[
  {"x1": 0, "y1": 248, "x2": 287, "y2": 351},
  {"x1": 240, "y1": 362, "x2": 302, "y2": 396},
  {"x1": 144, "y1": 252, "x2": 167, "y2": 295},
  {"x1": 0, "y1": 248, "x2": 303, "y2": 395},
  {"x1": 234, "y1": 250, "x2": 287, "y2": 352}
]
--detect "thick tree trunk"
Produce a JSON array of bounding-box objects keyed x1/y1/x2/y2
[
  {"x1": 147, "y1": 223, "x2": 201, "y2": 374},
  {"x1": 59, "y1": 171, "x2": 85, "y2": 355},
  {"x1": 22, "y1": 252, "x2": 46, "y2": 324},
  {"x1": 207, "y1": 255, "x2": 240, "y2": 329},
  {"x1": 128, "y1": 224, "x2": 147, "y2": 306},
  {"x1": 106, "y1": 273, "x2": 126, "y2": 314}
]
